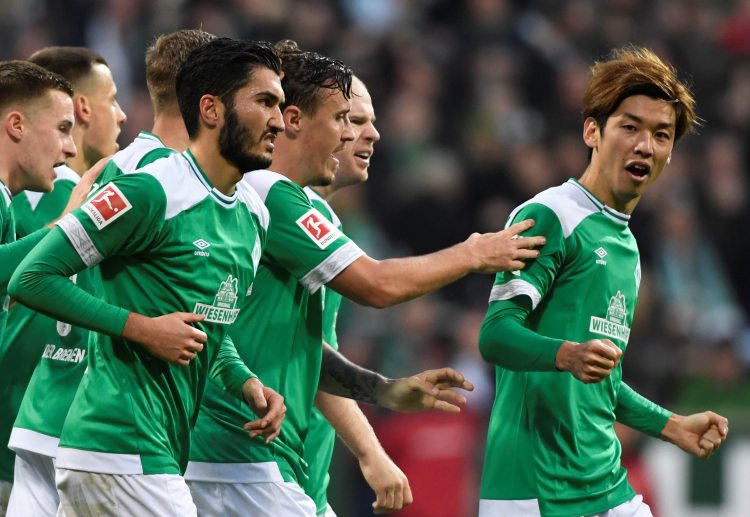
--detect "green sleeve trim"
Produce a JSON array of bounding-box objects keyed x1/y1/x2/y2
[
  {"x1": 615, "y1": 382, "x2": 672, "y2": 437},
  {"x1": 479, "y1": 297, "x2": 564, "y2": 371},
  {"x1": 8, "y1": 228, "x2": 129, "y2": 336}
]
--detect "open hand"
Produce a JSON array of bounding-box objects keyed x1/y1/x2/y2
[
  {"x1": 377, "y1": 367, "x2": 474, "y2": 413},
  {"x1": 468, "y1": 219, "x2": 546, "y2": 273}
]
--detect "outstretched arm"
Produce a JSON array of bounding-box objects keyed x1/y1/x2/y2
[
  {"x1": 318, "y1": 343, "x2": 473, "y2": 412},
  {"x1": 326, "y1": 220, "x2": 545, "y2": 308},
  {"x1": 316, "y1": 392, "x2": 410, "y2": 514}
]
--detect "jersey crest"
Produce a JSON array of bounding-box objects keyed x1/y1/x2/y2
[
  {"x1": 589, "y1": 290, "x2": 630, "y2": 342},
  {"x1": 193, "y1": 274, "x2": 241, "y2": 324},
  {"x1": 296, "y1": 208, "x2": 341, "y2": 249},
  {"x1": 83, "y1": 184, "x2": 132, "y2": 229}
]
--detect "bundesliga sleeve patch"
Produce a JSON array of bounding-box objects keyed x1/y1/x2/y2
[
  {"x1": 296, "y1": 208, "x2": 342, "y2": 249},
  {"x1": 83, "y1": 183, "x2": 133, "y2": 229}
]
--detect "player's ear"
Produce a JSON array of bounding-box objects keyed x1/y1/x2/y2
[
  {"x1": 4, "y1": 111, "x2": 24, "y2": 142},
  {"x1": 282, "y1": 105, "x2": 302, "y2": 135},
  {"x1": 583, "y1": 117, "x2": 599, "y2": 150},
  {"x1": 74, "y1": 94, "x2": 91, "y2": 126},
  {"x1": 198, "y1": 94, "x2": 223, "y2": 130}
]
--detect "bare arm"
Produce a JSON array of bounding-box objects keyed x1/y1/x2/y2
[
  {"x1": 315, "y1": 392, "x2": 411, "y2": 514},
  {"x1": 319, "y1": 344, "x2": 473, "y2": 412},
  {"x1": 327, "y1": 220, "x2": 545, "y2": 308}
]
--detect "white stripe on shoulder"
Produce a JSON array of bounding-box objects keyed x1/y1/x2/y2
[
  {"x1": 489, "y1": 279, "x2": 542, "y2": 310},
  {"x1": 111, "y1": 136, "x2": 165, "y2": 173},
  {"x1": 57, "y1": 214, "x2": 104, "y2": 267},
  {"x1": 511, "y1": 182, "x2": 599, "y2": 238},
  {"x1": 243, "y1": 169, "x2": 291, "y2": 203},
  {"x1": 300, "y1": 241, "x2": 364, "y2": 294},
  {"x1": 237, "y1": 181, "x2": 270, "y2": 231},
  {"x1": 138, "y1": 153, "x2": 209, "y2": 220}
]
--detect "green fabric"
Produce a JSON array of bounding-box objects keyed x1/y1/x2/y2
[
  {"x1": 0, "y1": 172, "x2": 97, "y2": 480},
  {"x1": 479, "y1": 298, "x2": 563, "y2": 371},
  {"x1": 479, "y1": 179, "x2": 650, "y2": 516},
  {"x1": 92, "y1": 131, "x2": 174, "y2": 191},
  {"x1": 303, "y1": 187, "x2": 343, "y2": 512},
  {"x1": 190, "y1": 171, "x2": 362, "y2": 488},
  {"x1": 11, "y1": 146, "x2": 173, "y2": 461},
  {"x1": 9, "y1": 151, "x2": 265, "y2": 475},
  {"x1": 615, "y1": 382, "x2": 671, "y2": 438}
]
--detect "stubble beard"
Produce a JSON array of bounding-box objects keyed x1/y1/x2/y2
[{"x1": 219, "y1": 107, "x2": 273, "y2": 173}]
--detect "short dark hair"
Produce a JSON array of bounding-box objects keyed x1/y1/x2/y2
[
  {"x1": 176, "y1": 38, "x2": 281, "y2": 138},
  {"x1": 582, "y1": 46, "x2": 698, "y2": 142},
  {"x1": 146, "y1": 29, "x2": 216, "y2": 112},
  {"x1": 274, "y1": 39, "x2": 352, "y2": 115},
  {"x1": 28, "y1": 47, "x2": 107, "y2": 92},
  {"x1": 0, "y1": 60, "x2": 73, "y2": 114}
]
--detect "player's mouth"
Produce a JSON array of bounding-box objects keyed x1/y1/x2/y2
[
  {"x1": 353, "y1": 149, "x2": 372, "y2": 167},
  {"x1": 263, "y1": 133, "x2": 276, "y2": 152},
  {"x1": 625, "y1": 161, "x2": 651, "y2": 183}
]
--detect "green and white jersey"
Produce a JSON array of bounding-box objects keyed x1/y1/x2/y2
[
  {"x1": 51, "y1": 150, "x2": 267, "y2": 476},
  {"x1": 9, "y1": 137, "x2": 173, "y2": 461},
  {"x1": 91, "y1": 131, "x2": 174, "y2": 192},
  {"x1": 303, "y1": 186, "x2": 343, "y2": 514},
  {"x1": 480, "y1": 179, "x2": 668, "y2": 516},
  {"x1": 0, "y1": 166, "x2": 92, "y2": 481},
  {"x1": 187, "y1": 170, "x2": 363, "y2": 488},
  {"x1": 0, "y1": 181, "x2": 15, "y2": 345}
]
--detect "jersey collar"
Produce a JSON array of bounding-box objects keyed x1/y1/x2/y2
[
  {"x1": 568, "y1": 179, "x2": 630, "y2": 225},
  {"x1": 182, "y1": 149, "x2": 238, "y2": 207}
]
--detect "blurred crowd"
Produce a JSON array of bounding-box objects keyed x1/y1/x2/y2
[{"x1": 2, "y1": 0, "x2": 749, "y2": 515}]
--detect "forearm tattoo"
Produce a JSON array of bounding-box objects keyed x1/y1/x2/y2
[{"x1": 319, "y1": 345, "x2": 384, "y2": 404}]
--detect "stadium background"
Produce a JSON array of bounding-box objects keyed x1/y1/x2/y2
[{"x1": 2, "y1": 0, "x2": 750, "y2": 515}]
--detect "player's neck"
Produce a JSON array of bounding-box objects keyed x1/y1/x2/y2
[
  {"x1": 578, "y1": 163, "x2": 638, "y2": 215},
  {"x1": 312, "y1": 184, "x2": 337, "y2": 200},
  {"x1": 151, "y1": 113, "x2": 189, "y2": 152},
  {"x1": 66, "y1": 154, "x2": 87, "y2": 176},
  {"x1": 269, "y1": 151, "x2": 307, "y2": 187},
  {"x1": 188, "y1": 138, "x2": 242, "y2": 196},
  {"x1": 65, "y1": 130, "x2": 88, "y2": 176},
  {"x1": 0, "y1": 143, "x2": 18, "y2": 194}
]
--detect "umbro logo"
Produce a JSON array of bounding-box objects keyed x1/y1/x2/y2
[
  {"x1": 595, "y1": 247, "x2": 607, "y2": 265},
  {"x1": 194, "y1": 239, "x2": 211, "y2": 257}
]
